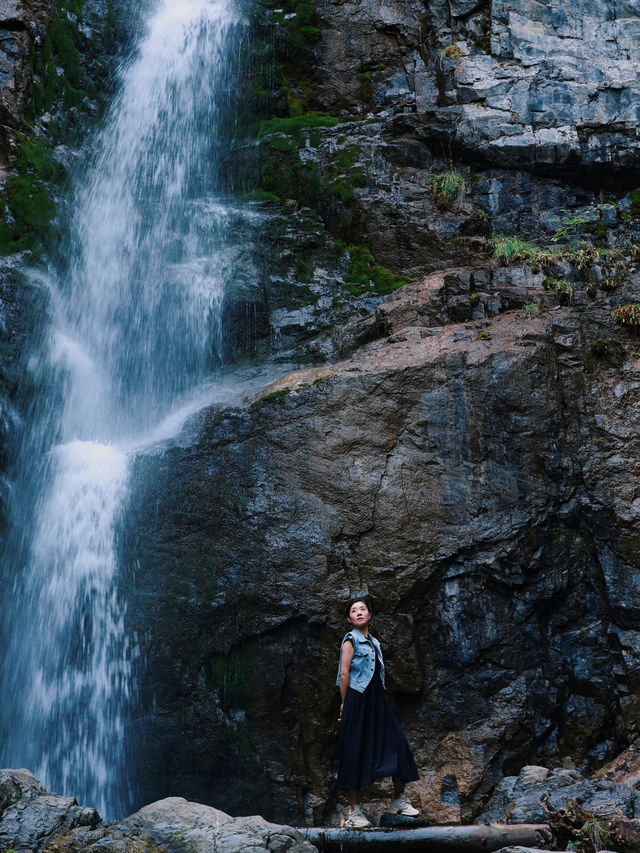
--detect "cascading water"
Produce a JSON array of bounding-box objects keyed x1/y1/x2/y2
[{"x1": 1, "y1": 0, "x2": 252, "y2": 818}]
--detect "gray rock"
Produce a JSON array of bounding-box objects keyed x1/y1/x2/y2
[
  {"x1": 479, "y1": 765, "x2": 640, "y2": 824},
  {"x1": 121, "y1": 798, "x2": 316, "y2": 853},
  {"x1": 0, "y1": 771, "x2": 315, "y2": 853},
  {"x1": 0, "y1": 769, "x2": 99, "y2": 852},
  {"x1": 310, "y1": 0, "x2": 640, "y2": 170}
]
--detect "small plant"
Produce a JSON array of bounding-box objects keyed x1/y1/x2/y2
[
  {"x1": 492, "y1": 235, "x2": 545, "y2": 265},
  {"x1": 550, "y1": 209, "x2": 596, "y2": 245},
  {"x1": 613, "y1": 304, "x2": 640, "y2": 326},
  {"x1": 476, "y1": 330, "x2": 491, "y2": 341},
  {"x1": 543, "y1": 277, "x2": 573, "y2": 304},
  {"x1": 561, "y1": 243, "x2": 595, "y2": 270},
  {"x1": 575, "y1": 812, "x2": 611, "y2": 851},
  {"x1": 429, "y1": 169, "x2": 465, "y2": 208},
  {"x1": 523, "y1": 302, "x2": 537, "y2": 318},
  {"x1": 437, "y1": 42, "x2": 463, "y2": 64}
]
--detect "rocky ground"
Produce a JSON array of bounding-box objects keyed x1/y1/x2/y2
[
  {"x1": 0, "y1": 769, "x2": 316, "y2": 852},
  {"x1": 5, "y1": 766, "x2": 640, "y2": 851}
]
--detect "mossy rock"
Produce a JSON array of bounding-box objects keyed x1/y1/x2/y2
[{"x1": 344, "y1": 245, "x2": 415, "y2": 295}]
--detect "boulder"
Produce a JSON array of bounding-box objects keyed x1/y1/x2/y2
[
  {"x1": 478, "y1": 765, "x2": 640, "y2": 824},
  {"x1": 0, "y1": 770, "x2": 315, "y2": 853},
  {"x1": 0, "y1": 769, "x2": 99, "y2": 852}
]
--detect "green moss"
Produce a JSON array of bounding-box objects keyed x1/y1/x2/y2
[
  {"x1": 207, "y1": 649, "x2": 253, "y2": 712},
  {"x1": 259, "y1": 112, "x2": 338, "y2": 139},
  {"x1": 358, "y1": 72, "x2": 374, "y2": 101},
  {"x1": 0, "y1": 131, "x2": 69, "y2": 256},
  {"x1": 345, "y1": 245, "x2": 415, "y2": 295},
  {"x1": 331, "y1": 179, "x2": 354, "y2": 204},
  {"x1": 296, "y1": 256, "x2": 313, "y2": 281},
  {"x1": 249, "y1": 387, "x2": 291, "y2": 411},
  {"x1": 14, "y1": 134, "x2": 66, "y2": 184},
  {"x1": 630, "y1": 189, "x2": 640, "y2": 216},
  {"x1": 6, "y1": 175, "x2": 55, "y2": 232},
  {"x1": 49, "y1": 13, "x2": 81, "y2": 86},
  {"x1": 336, "y1": 150, "x2": 355, "y2": 171},
  {"x1": 258, "y1": 144, "x2": 321, "y2": 204},
  {"x1": 259, "y1": 149, "x2": 292, "y2": 198},
  {"x1": 265, "y1": 134, "x2": 299, "y2": 153},
  {"x1": 30, "y1": 2, "x2": 94, "y2": 123},
  {"x1": 242, "y1": 189, "x2": 281, "y2": 202}
]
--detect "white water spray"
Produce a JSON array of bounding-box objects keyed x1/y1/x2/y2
[{"x1": 3, "y1": 0, "x2": 249, "y2": 817}]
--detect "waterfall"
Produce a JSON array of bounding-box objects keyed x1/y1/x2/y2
[{"x1": 1, "y1": 0, "x2": 249, "y2": 818}]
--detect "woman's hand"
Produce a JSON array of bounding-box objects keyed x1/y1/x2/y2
[{"x1": 338, "y1": 702, "x2": 344, "y2": 723}]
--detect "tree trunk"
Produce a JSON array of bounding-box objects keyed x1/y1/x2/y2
[{"x1": 298, "y1": 822, "x2": 552, "y2": 852}]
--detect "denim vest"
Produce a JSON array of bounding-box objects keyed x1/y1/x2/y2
[{"x1": 336, "y1": 628, "x2": 386, "y2": 693}]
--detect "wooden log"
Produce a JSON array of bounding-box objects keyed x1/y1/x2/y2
[{"x1": 298, "y1": 822, "x2": 552, "y2": 852}]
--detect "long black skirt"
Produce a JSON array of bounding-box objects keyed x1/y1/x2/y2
[{"x1": 337, "y1": 670, "x2": 419, "y2": 790}]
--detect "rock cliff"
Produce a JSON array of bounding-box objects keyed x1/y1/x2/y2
[
  {"x1": 122, "y1": 256, "x2": 640, "y2": 824},
  {"x1": 1, "y1": 0, "x2": 640, "y2": 835},
  {"x1": 117, "y1": 0, "x2": 640, "y2": 829}
]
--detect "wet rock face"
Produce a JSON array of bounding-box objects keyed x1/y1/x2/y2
[
  {"x1": 0, "y1": 0, "x2": 50, "y2": 124},
  {"x1": 310, "y1": 0, "x2": 427, "y2": 113},
  {"x1": 122, "y1": 264, "x2": 640, "y2": 824}
]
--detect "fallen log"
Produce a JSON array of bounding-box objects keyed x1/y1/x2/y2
[{"x1": 298, "y1": 822, "x2": 552, "y2": 852}]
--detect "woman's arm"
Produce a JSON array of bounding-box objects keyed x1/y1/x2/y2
[{"x1": 338, "y1": 640, "x2": 354, "y2": 721}]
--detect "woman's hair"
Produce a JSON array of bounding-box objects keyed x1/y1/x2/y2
[{"x1": 345, "y1": 596, "x2": 373, "y2": 617}]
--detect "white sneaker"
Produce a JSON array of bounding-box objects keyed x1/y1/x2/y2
[
  {"x1": 385, "y1": 792, "x2": 420, "y2": 817},
  {"x1": 344, "y1": 806, "x2": 372, "y2": 829}
]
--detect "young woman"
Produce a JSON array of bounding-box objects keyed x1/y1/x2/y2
[{"x1": 336, "y1": 597, "x2": 420, "y2": 829}]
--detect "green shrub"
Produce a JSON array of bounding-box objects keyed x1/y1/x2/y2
[{"x1": 543, "y1": 277, "x2": 573, "y2": 304}]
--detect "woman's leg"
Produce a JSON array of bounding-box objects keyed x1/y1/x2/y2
[
  {"x1": 392, "y1": 777, "x2": 404, "y2": 798},
  {"x1": 348, "y1": 789, "x2": 359, "y2": 809}
]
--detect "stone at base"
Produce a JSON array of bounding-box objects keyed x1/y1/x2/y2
[{"x1": 379, "y1": 813, "x2": 432, "y2": 828}]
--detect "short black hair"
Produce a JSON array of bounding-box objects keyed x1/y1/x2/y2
[{"x1": 345, "y1": 596, "x2": 373, "y2": 617}]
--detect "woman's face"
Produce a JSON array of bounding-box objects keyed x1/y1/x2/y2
[{"x1": 347, "y1": 600, "x2": 371, "y2": 630}]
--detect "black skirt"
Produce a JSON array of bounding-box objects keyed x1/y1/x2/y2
[{"x1": 337, "y1": 657, "x2": 419, "y2": 790}]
